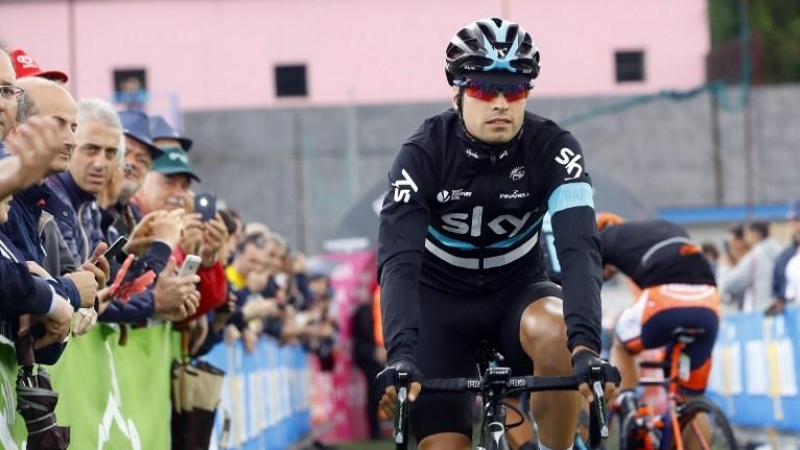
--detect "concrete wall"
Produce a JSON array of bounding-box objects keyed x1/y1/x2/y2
[{"x1": 184, "y1": 84, "x2": 800, "y2": 252}]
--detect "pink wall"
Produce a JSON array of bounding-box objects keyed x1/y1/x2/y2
[{"x1": 1, "y1": 0, "x2": 709, "y2": 111}]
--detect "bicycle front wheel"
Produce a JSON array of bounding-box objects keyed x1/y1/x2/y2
[{"x1": 677, "y1": 398, "x2": 737, "y2": 450}]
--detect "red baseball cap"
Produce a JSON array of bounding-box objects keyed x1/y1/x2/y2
[{"x1": 9, "y1": 49, "x2": 69, "y2": 83}]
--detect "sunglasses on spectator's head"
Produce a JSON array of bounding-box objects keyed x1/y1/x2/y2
[{"x1": 455, "y1": 78, "x2": 531, "y2": 102}]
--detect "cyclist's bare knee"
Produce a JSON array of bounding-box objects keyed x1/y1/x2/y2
[
  {"x1": 519, "y1": 296, "x2": 570, "y2": 374},
  {"x1": 418, "y1": 432, "x2": 471, "y2": 450}
]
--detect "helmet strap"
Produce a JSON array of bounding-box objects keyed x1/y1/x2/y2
[{"x1": 454, "y1": 87, "x2": 466, "y2": 124}]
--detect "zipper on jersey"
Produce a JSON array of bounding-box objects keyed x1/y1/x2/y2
[{"x1": 475, "y1": 155, "x2": 500, "y2": 286}]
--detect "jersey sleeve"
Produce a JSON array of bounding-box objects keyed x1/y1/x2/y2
[
  {"x1": 377, "y1": 142, "x2": 434, "y2": 364},
  {"x1": 599, "y1": 226, "x2": 623, "y2": 266},
  {"x1": 542, "y1": 133, "x2": 604, "y2": 354}
]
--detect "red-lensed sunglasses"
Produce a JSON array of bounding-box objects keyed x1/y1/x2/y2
[{"x1": 459, "y1": 80, "x2": 531, "y2": 102}]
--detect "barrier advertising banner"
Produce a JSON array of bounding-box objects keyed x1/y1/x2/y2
[
  {"x1": 0, "y1": 324, "x2": 174, "y2": 450},
  {"x1": 707, "y1": 306, "x2": 800, "y2": 431}
]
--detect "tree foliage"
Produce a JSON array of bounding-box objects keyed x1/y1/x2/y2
[{"x1": 709, "y1": 0, "x2": 800, "y2": 83}]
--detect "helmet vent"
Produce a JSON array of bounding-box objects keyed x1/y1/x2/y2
[
  {"x1": 506, "y1": 24, "x2": 519, "y2": 42},
  {"x1": 519, "y1": 37, "x2": 533, "y2": 55},
  {"x1": 476, "y1": 23, "x2": 497, "y2": 44},
  {"x1": 457, "y1": 29, "x2": 482, "y2": 52}
]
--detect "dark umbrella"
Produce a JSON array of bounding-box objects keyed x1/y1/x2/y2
[{"x1": 15, "y1": 335, "x2": 70, "y2": 450}]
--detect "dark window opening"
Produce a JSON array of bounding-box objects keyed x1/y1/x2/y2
[
  {"x1": 113, "y1": 68, "x2": 147, "y2": 106},
  {"x1": 615, "y1": 51, "x2": 645, "y2": 83},
  {"x1": 275, "y1": 64, "x2": 308, "y2": 97}
]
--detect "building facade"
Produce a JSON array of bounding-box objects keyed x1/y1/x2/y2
[{"x1": 2, "y1": 0, "x2": 710, "y2": 110}]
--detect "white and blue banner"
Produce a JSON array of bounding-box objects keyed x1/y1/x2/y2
[
  {"x1": 706, "y1": 306, "x2": 800, "y2": 431},
  {"x1": 206, "y1": 338, "x2": 312, "y2": 449}
]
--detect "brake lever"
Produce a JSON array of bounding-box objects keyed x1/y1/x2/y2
[
  {"x1": 587, "y1": 366, "x2": 609, "y2": 449},
  {"x1": 395, "y1": 371, "x2": 410, "y2": 449}
]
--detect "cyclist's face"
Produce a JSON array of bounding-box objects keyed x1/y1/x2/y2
[{"x1": 457, "y1": 83, "x2": 528, "y2": 144}]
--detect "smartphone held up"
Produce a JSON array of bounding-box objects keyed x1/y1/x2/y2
[{"x1": 194, "y1": 191, "x2": 217, "y2": 222}]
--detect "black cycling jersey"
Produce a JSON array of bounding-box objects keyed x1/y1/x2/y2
[
  {"x1": 377, "y1": 109, "x2": 603, "y2": 364},
  {"x1": 600, "y1": 219, "x2": 717, "y2": 289}
]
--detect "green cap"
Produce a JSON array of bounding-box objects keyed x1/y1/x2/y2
[{"x1": 149, "y1": 147, "x2": 201, "y2": 182}]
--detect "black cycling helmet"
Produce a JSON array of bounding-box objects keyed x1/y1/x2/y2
[{"x1": 445, "y1": 17, "x2": 541, "y2": 86}]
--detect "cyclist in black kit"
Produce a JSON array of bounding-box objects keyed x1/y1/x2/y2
[
  {"x1": 376, "y1": 18, "x2": 619, "y2": 450},
  {"x1": 597, "y1": 215, "x2": 721, "y2": 423}
]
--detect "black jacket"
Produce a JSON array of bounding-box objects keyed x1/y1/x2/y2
[{"x1": 377, "y1": 110, "x2": 603, "y2": 364}]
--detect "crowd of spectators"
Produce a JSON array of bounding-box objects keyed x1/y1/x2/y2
[
  {"x1": 0, "y1": 41, "x2": 339, "y2": 449},
  {"x1": 701, "y1": 203, "x2": 800, "y2": 316}
]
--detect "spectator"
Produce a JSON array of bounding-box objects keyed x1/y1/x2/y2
[
  {"x1": 224, "y1": 232, "x2": 282, "y2": 351},
  {"x1": 1, "y1": 76, "x2": 102, "y2": 314},
  {"x1": 351, "y1": 287, "x2": 384, "y2": 440},
  {"x1": 47, "y1": 98, "x2": 122, "y2": 262},
  {"x1": 219, "y1": 208, "x2": 242, "y2": 265},
  {"x1": 132, "y1": 146, "x2": 199, "y2": 214},
  {"x1": 724, "y1": 223, "x2": 750, "y2": 265},
  {"x1": 719, "y1": 221, "x2": 782, "y2": 312},
  {"x1": 700, "y1": 241, "x2": 720, "y2": 274},
  {"x1": 9, "y1": 48, "x2": 68, "y2": 84},
  {"x1": 105, "y1": 110, "x2": 163, "y2": 240},
  {"x1": 131, "y1": 146, "x2": 228, "y2": 320},
  {"x1": 0, "y1": 40, "x2": 16, "y2": 155},
  {"x1": 0, "y1": 46, "x2": 63, "y2": 196},
  {"x1": 217, "y1": 210, "x2": 241, "y2": 271},
  {"x1": 783, "y1": 250, "x2": 800, "y2": 306},
  {"x1": 1, "y1": 195, "x2": 74, "y2": 352},
  {"x1": 717, "y1": 223, "x2": 749, "y2": 311},
  {"x1": 0, "y1": 43, "x2": 83, "y2": 361},
  {"x1": 225, "y1": 232, "x2": 270, "y2": 291},
  {"x1": 769, "y1": 200, "x2": 800, "y2": 314},
  {"x1": 149, "y1": 114, "x2": 192, "y2": 151}
]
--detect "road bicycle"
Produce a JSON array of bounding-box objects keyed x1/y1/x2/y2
[
  {"x1": 393, "y1": 341, "x2": 610, "y2": 450},
  {"x1": 614, "y1": 328, "x2": 736, "y2": 450}
]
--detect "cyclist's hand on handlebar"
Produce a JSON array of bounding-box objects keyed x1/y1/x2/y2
[
  {"x1": 376, "y1": 360, "x2": 422, "y2": 418},
  {"x1": 571, "y1": 347, "x2": 621, "y2": 403}
]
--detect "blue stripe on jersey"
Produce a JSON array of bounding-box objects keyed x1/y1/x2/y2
[
  {"x1": 487, "y1": 215, "x2": 543, "y2": 249},
  {"x1": 427, "y1": 226, "x2": 477, "y2": 250},
  {"x1": 548, "y1": 182, "x2": 594, "y2": 214}
]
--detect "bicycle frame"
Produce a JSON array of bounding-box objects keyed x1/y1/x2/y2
[
  {"x1": 638, "y1": 337, "x2": 692, "y2": 450},
  {"x1": 477, "y1": 344, "x2": 510, "y2": 449}
]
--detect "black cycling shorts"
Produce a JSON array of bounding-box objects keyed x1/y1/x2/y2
[{"x1": 410, "y1": 279, "x2": 563, "y2": 442}]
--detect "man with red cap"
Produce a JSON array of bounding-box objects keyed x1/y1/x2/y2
[{"x1": 9, "y1": 49, "x2": 68, "y2": 84}]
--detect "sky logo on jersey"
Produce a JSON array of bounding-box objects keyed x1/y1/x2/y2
[
  {"x1": 465, "y1": 148, "x2": 480, "y2": 159},
  {"x1": 554, "y1": 148, "x2": 583, "y2": 180},
  {"x1": 392, "y1": 168, "x2": 419, "y2": 203},
  {"x1": 441, "y1": 206, "x2": 532, "y2": 238},
  {"x1": 509, "y1": 166, "x2": 525, "y2": 181},
  {"x1": 437, "y1": 189, "x2": 472, "y2": 203}
]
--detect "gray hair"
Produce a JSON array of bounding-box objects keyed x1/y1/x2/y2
[
  {"x1": 76, "y1": 98, "x2": 126, "y2": 163},
  {"x1": 16, "y1": 91, "x2": 37, "y2": 123}
]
